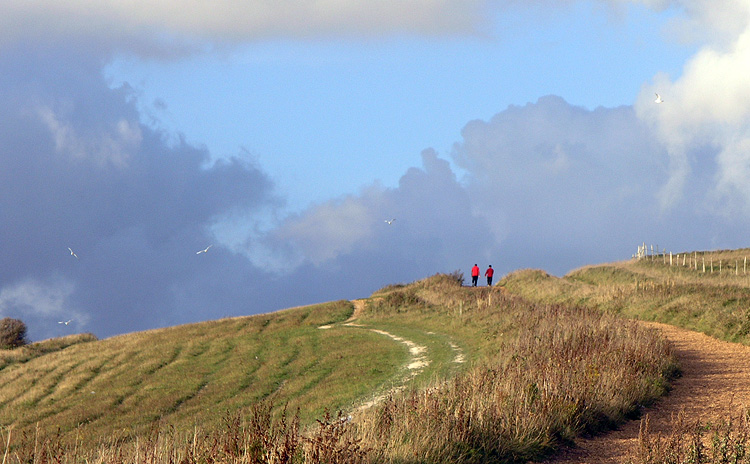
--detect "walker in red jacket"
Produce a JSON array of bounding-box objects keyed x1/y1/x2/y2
[
  {"x1": 485, "y1": 265, "x2": 494, "y2": 286},
  {"x1": 471, "y1": 264, "x2": 480, "y2": 286}
]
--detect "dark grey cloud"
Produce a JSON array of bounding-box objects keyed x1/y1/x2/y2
[{"x1": 0, "y1": 45, "x2": 285, "y2": 340}]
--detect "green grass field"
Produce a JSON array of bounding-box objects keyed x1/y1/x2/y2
[
  {"x1": 4, "y1": 248, "x2": 747, "y2": 463},
  {"x1": 0, "y1": 301, "x2": 411, "y2": 442}
]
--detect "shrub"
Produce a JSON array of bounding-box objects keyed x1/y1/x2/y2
[
  {"x1": 449, "y1": 269, "x2": 465, "y2": 286},
  {"x1": 0, "y1": 317, "x2": 28, "y2": 349}
]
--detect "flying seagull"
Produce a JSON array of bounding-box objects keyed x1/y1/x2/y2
[
  {"x1": 58, "y1": 319, "x2": 73, "y2": 325},
  {"x1": 384, "y1": 218, "x2": 396, "y2": 225},
  {"x1": 196, "y1": 245, "x2": 213, "y2": 254},
  {"x1": 654, "y1": 93, "x2": 664, "y2": 104},
  {"x1": 68, "y1": 247, "x2": 78, "y2": 259}
]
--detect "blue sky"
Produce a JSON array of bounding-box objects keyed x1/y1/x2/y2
[
  {"x1": 3, "y1": 0, "x2": 750, "y2": 341},
  {"x1": 105, "y1": 2, "x2": 692, "y2": 212}
]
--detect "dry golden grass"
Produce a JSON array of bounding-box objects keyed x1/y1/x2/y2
[
  {"x1": 628, "y1": 410, "x2": 750, "y2": 464},
  {"x1": 502, "y1": 250, "x2": 750, "y2": 345},
  {"x1": 0, "y1": 403, "x2": 370, "y2": 464},
  {"x1": 500, "y1": 249, "x2": 750, "y2": 464},
  {"x1": 353, "y1": 277, "x2": 676, "y2": 463}
]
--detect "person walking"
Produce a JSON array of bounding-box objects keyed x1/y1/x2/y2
[
  {"x1": 471, "y1": 264, "x2": 480, "y2": 286},
  {"x1": 485, "y1": 265, "x2": 494, "y2": 286}
]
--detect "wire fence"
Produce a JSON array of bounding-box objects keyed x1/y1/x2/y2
[{"x1": 634, "y1": 242, "x2": 749, "y2": 275}]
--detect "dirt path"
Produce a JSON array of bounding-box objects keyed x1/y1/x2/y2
[
  {"x1": 320, "y1": 299, "x2": 465, "y2": 414},
  {"x1": 548, "y1": 321, "x2": 750, "y2": 464}
]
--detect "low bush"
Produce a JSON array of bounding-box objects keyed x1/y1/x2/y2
[{"x1": 0, "y1": 318, "x2": 28, "y2": 349}]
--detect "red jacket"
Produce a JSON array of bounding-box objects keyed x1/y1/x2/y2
[
  {"x1": 485, "y1": 268, "x2": 494, "y2": 277},
  {"x1": 471, "y1": 265, "x2": 480, "y2": 277}
]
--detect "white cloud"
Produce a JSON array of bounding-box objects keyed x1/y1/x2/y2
[
  {"x1": 269, "y1": 194, "x2": 379, "y2": 267},
  {"x1": 254, "y1": 149, "x2": 494, "y2": 274},
  {"x1": 452, "y1": 96, "x2": 667, "y2": 257},
  {"x1": 603, "y1": 0, "x2": 749, "y2": 45},
  {"x1": 636, "y1": 3, "x2": 750, "y2": 211}
]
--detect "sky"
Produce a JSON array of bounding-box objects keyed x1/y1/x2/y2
[{"x1": 3, "y1": 0, "x2": 750, "y2": 341}]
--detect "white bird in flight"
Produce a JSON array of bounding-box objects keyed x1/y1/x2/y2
[
  {"x1": 384, "y1": 218, "x2": 396, "y2": 225},
  {"x1": 68, "y1": 247, "x2": 78, "y2": 259},
  {"x1": 196, "y1": 245, "x2": 212, "y2": 254},
  {"x1": 654, "y1": 93, "x2": 664, "y2": 104},
  {"x1": 58, "y1": 319, "x2": 73, "y2": 325}
]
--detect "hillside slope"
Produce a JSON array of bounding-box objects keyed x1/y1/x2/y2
[
  {"x1": 0, "y1": 268, "x2": 687, "y2": 463},
  {"x1": 504, "y1": 247, "x2": 750, "y2": 345}
]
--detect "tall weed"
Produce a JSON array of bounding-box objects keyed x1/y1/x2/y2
[
  {"x1": 629, "y1": 410, "x2": 750, "y2": 464},
  {"x1": 0, "y1": 403, "x2": 369, "y2": 464}
]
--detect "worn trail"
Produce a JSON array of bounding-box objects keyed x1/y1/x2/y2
[
  {"x1": 548, "y1": 321, "x2": 750, "y2": 463},
  {"x1": 319, "y1": 299, "x2": 465, "y2": 413}
]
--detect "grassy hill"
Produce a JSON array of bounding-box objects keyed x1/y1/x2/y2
[
  {"x1": 4, "y1": 248, "x2": 748, "y2": 463},
  {"x1": 504, "y1": 248, "x2": 750, "y2": 345}
]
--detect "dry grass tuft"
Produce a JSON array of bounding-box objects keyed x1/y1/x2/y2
[
  {"x1": 629, "y1": 410, "x2": 750, "y2": 464},
  {"x1": 0, "y1": 403, "x2": 370, "y2": 464}
]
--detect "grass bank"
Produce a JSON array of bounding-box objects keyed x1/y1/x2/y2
[
  {"x1": 352, "y1": 274, "x2": 677, "y2": 463},
  {"x1": 500, "y1": 248, "x2": 750, "y2": 463}
]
